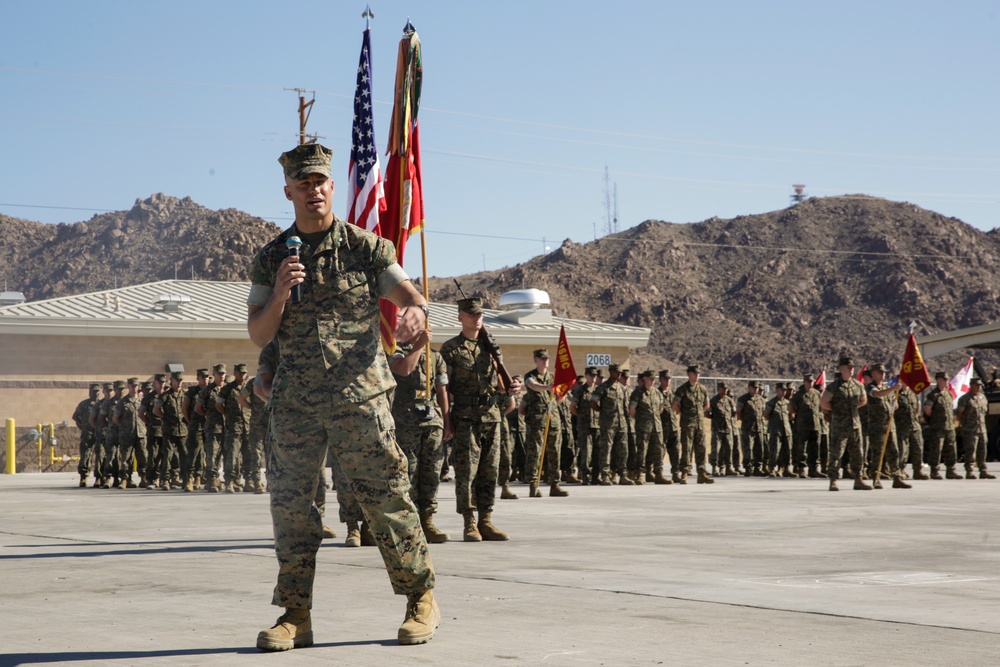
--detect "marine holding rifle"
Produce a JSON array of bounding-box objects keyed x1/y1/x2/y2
[{"x1": 439, "y1": 297, "x2": 523, "y2": 542}]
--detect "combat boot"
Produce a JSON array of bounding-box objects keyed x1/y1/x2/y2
[
  {"x1": 398, "y1": 590, "x2": 440, "y2": 645},
  {"x1": 808, "y1": 466, "x2": 823, "y2": 479},
  {"x1": 980, "y1": 470, "x2": 996, "y2": 479},
  {"x1": 853, "y1": 474, "x2": 872, "y2": 491},
  {"x1": 598, "y1": 474, "x2": 613, "y2": 486},
  {"x1": 528, "y1": 482, "x2": 543, "y2": 497},
  {"x1": 359, "y1": 521, "x2": 376, "y2": 547},
  {"x1": 631, "y1": 469, "x2": 645, "y2": 485},
  {"x1": 224, "y1": 481, "x2": 234, "y2": 493},
  {"x1": 345, "y1": 521, "x2": 362, "y2": 547},
  {"x1": 892, "y1": 476, "x2": 912, "y2": 489},
  {"x1": 829, "y1": 478, "x2": 839, "y2": 491},
  {"x1": 930, "y1": 468, "x2": 943, "y2": 480},
  {"x1": 420, "y1": 512, "x2": 449, "y2": 544},
  {"x1": 645, "y1": 469, "x2": 655, "y2": 483},
  {"x1": 872, "y1": 477, "x2": 883, "y2": 489},
  {"x1": 500, "y1": 484, "x2": 519, "y2": 499},
  {"x1": 116, "y1": 478, "x2": 127, "y2": 490},
  {"x1": 256, "y1": 607, "x2": 312, "y2": 651},
  {"x1": 966, "y1": 470, "x2": 977, "y2": 479},
  {"x1": 946, "y1": 468, "x2": 963, "y2": 480},
  {"x1": 618, "y1": 472, "x2": 635, "y2": 486},
  {"x1": 183, "y1": 477, "x2": 194, "y2": 493},
  {"x1": 724, "y1": 465, "x2": 735, "y2": 476},
  {"x1": 255, "y1": 479, "x2": 266, "y2": 494},
  {"x1": 549, "y1": 483, "x2": 569, "y2": 497},
  {"x1": 78, "y1": 475, "x2": 88, "y2": 488},
  {"x1": 697, "y1": 470, "x2": 715, "y2": 484},
  {"x1": 463, "y1": 510, "x2": 482, "y2": 542},
  {"x1": 653, "y1": 470, "x2": 673, "y2": 485},
  {"x1": 208, "y1": 478, "x2": 220, "y2": 493},
  {"x1": 322, "y1": 524, "x2": 337, "y2": 539},
  {"x1": 562, "y1": 470, "x2": 582, "y2": 484},
  {"x1": 671, "y1": 471, "x2": 682, "y2": 484},
  {"x1": 677, "y1": 473, "x2": 688, "y2": 485},
  {"x1": 912, "y1": 468, "x2": 929, "y2": 480},
  {"x1": 138, "y1": 477, "x2": 148, "y2": 488},
  {"x1": 477, "y1": 510, "x2": 510, "y2": 541},
  {"x1": 160, "y1": 480, "x2": 171, "y2": 491}
]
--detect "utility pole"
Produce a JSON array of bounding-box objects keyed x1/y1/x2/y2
[{"x1": 285, "y1": 88, "x2": 318, "y2": 145}]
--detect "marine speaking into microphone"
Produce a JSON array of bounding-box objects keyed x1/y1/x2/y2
[{"x1": 285, "y1": 236, "x2": 303, "y2": 304}]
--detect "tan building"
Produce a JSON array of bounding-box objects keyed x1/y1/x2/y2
[{"x1": 0, "y1": 280, "x2": 650, "y2": 428}]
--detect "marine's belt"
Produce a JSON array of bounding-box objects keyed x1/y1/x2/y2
[{"x1": 452, "y1": 394, "x2": 495, "y2": 407}]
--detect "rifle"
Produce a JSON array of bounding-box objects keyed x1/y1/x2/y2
[{"x1": 453, "y1": 279, "x2": 514, "y2": 391}]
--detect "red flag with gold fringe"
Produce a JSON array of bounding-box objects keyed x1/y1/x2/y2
[
  {"x1": 899, "y1": 333, "x2": 931, "y2": 393},
  {"x1": 552, "y1": 325, "x2": 578, "y2": 398}
]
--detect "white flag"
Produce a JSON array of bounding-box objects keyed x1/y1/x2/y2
[{"x1": 948, "y1": 356, "x2": 974, "y2": 407}]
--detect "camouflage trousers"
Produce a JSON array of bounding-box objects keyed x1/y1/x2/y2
[
  {"x1": 91, "y1": 429, "x2": 107, "y2": 481},
  {"x1": 160, "y1": 433, "x2": 184, "y2": 483},
  {"x1": 223, "y1": 427, "x2": 248, "y2": 484},
  {"x1": 596, "y1": 421, "x2": 627, "y2": 478},
  {"x1": 576, "y1": 424, "x2": 597, "y2": 482},
  {"x1": 144, "y1": 433, "x2": 162, "y2": 482},
  {"x1": 962, "y1": 428, "x2": 989, "y2": 472},
  {"x1": 680, "y1": 420, "x2": 708, "y2": 473},
  {"x1": 203, "y1": 428, "x2": 224, "y2": 483},
  {"x1": 925, "y1": 428, "x2": 958, "y2": 471},
  {"x1": 662, "y1": 427, "x2": 681, "y2": 475},
  {"x1": 827, "y1": 423, "x2": 864, "y2": 480},
  {"x1": 452, "y1": 417, "x2": 501, "y2": 514},
  {"x1": 321, "y1": 452, "x2": 363, "y2": 524},
  {"x1": 249, "y1": 417, "x2": 269, "y2": 478},
  {"x1": 268, "y1": 391, "x2": 434, "y2": 609},
  {"x1": 631, "y1": 423, "x2": 661, "y2": 471},
  {"x1": 525, "y1": 414, "x2": 561, "y2": 485},
  {"x1": 560, "y1": 421, "x2": 577, "y2": 473},
  {"x1": 102, "y1": 427, "x2": 120, "y2": 480},
  {"x1": 742, "y1": 429, "x2": 766, "y2": 471},
  {"x1": 183, "y1": 424, "x2": 205, "y2": 483},
  {"x1": 498, "y1": 418, "x2": 513, "y2": 487},
  {"x1": 866, "y1": 422, "x2": 898, "y2": 477},
  {"x1": 711, "y1": 430, "x2": 738, "y2": 470},
  {"x1": 117, "y1": 433, "x2": 139, "y2": 481},
  {"x1": 397, "y1": 420, "x2": 444, "y2": 516},
  {"x1": 896, "y1": 427, "x2": 924, "y2": 473},
  {"x1": 768, "y1": 429, "x2": 791, "y2": 470},
  {"x1": 77, "y1": 428, "x2": 95, "y2": 477}
]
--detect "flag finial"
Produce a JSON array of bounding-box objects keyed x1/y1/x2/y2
[
  {"x1": 362, "y1": 5, "x2": 373, "y2": 29},
  {"x1": 403, "y1": 18, "x2": 415, "y2": 36}
]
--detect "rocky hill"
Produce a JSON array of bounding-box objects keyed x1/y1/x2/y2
[
  {"x1": 428, "y1": 195, "x2": 1000, "y2": 377},
  {"x1": 4, "y1": 193, "x2": 998, "y2": 377},
  {"x1": 0, "y1": 194, "x2": 281, "y2": 300}
]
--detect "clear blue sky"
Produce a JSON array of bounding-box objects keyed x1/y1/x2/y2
[{"x1": 2, "y1": 1, "x2": 998, "y2": 280}]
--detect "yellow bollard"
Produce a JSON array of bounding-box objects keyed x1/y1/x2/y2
[{"x1": 5, "y1": 418, "x2": 14, "y2": 474}]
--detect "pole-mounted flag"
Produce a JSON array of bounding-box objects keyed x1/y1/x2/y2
[
  {"x1": 552, "y1": 325, "x2": 578, "y2": 398},
  {"x1": 346, "y1": 27, "x2": 386, "y2": 233},
  {"x1": 898, "y1": 333, "x2": 931, "y2": 393}
]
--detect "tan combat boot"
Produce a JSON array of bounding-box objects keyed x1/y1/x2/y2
[
  {"x1": 645, "y1": 468, "x2": 655, "y2": 483},
  {"x1": 256, "y1": 608, "x2": 313, "y2": 651},
  {"x1": 980, "y1": 469, "x2": 997, "y2": 479},
  {"x1": 618, "y1": 472, "x2": 635, "y2": 486},
  {"x1": 398, "y1": 590, "x2": 440, "y2": 645},
  {"x1": 322, "y1": 524, "x2": 337, "y2": 539},
  {"x1": 892, "y1": 476, "x2": 912, "y2": 489},
  {"x1": 463, "y1": 510, "x2": 482, "y2": 542},
  {"x1": 653, "y1": 469, "x2": 672, "y2": 485},
  {"x1": 345, "y1": 521, "x2": 362, "y2": 547},
  {"x1": 255, "y1": 479, "x2": 266, "y2": 494},
  {"x1": 477, "y1": 510, "x2": 510, "y2": 541},
  {"x1": 500, "y1": 484, "x2": 519, "y2": 500},
  {"x1": 528, "y1": 482, "x2": 542, "y2": 498},
  {"x1": 946, "y1": 468, "x2": 963, "y2": 480},
  {"x1": 829, "y1": 477, "x2": 839, "y2": 491},
  {"x1": 631, "y1": 469, "x2": 645, "y2": 485},
  {"x1": 359, "y1": 521, "x2": 377, "y2": 547},
  {"x1": 697, "y1": 470, "x2": 715, "y2": 484},
  {"x1": 853, "y1": 474, "x2": 872, "y2": 491},
  {"x1": 549, "y1": 482, "x2": 569, "y2": 497},
  {"x1": 911, "y1": 467, "x2": 929, "y2": 480},
  {"x1": 420, "y1": 512, "x2": 449, "y2": 544},
  {"x1": 183, "y1": 477, "x2": 194, "y2": 493}
]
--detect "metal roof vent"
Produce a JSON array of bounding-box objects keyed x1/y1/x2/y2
[
  {"x1": 497, "y1": 289, "x2": 552, "y2": 324},
  {"x1": 0, "y1": 291, "x2": 26, "y2": 307},
  {"x1": 155, "y1": 294, "x2": 192, "y2": 312}
]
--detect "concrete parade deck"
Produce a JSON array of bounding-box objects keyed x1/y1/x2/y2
[{"x1": 1, "y1": 472, "x2": 998, "y2": 666}]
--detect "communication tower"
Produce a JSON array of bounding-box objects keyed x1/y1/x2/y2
[{"x1": 790, "y1": 184, "x2": 807, "y2": 205}]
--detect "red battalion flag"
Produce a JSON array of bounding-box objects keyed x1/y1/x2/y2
[
  {"x1": 814, "y1": 369, "x2": 826, "y2": 391},
  {"x1": 376, "y1": 28, "x2": 423, "y2": 353},
  {"x1": 346, "y1": 27, "x2": 386, "y2": 232},
  {"x1": 898, "y1": 333, "x2": 931, "y2": 393},
  {"x1": 552, "y1": 325, "x2": 578, "y2": 398}
]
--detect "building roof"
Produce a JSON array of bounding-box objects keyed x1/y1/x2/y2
[
  {"x1": 917, "y1": 321, "x2": 1000, "y2": 359},
  {"x1": 0, "y1": 280, "x2": 650, "y2": 347}
]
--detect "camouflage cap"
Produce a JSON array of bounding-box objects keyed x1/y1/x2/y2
[
  {"x1": 639, "y1": 369, "x2": 654, "y2": 379},
  {"x1": 687, "y1": 364, "x2": 700, "y2": 374},
  {"x1": 748, "y1": 380, "x2": 761, "y2": 389},
  {"x1": 608, "y1": 363, "x2": 620, "y2": 373},
  {"x1": 102, "y1": 383, "x2": 113, "y2": 391},
  {"x1": 774, "y1": 382, "x2": 785, "y2": 390},
  {"x1": 141, "y1": 381, "x2": 153, "y2": 391},
  {"x1": 717, "y1": 380, "x2": 728, "y2": 389},
  {"x1": 170, "y1": 371, "x2": 184, "y2": 381},
  {"x1": 457, "y1": 297, "x2": 483, "y2": 315},
  {"x1": 533, "y1": 349, "x2": 550, "y2": 359},
  {"x1": 584, "y1": 366, "x2": 598, "y2": 376},
  {"x1": 803, "y1": 373, "x2": 815, "y2": 381},
  {"x1": 870, "y1": 363, "x2": 886, "y2": 373},
  {"x1": 113, "y1": 380, "x2": 126, "y2": 389},
  {"x1": 971, "y1": 377, "x2": 983, "y2": 386},
  {"x1": 154, "y1": 373, "x2": 167, "y2": 383},
  {"x1": 89, "y1": 383, "x2": 101, "y2": 391},
  {"x1": 838, "y1": 356, "x2": 854, "y2": 367},
  {"x1": 127, "y1": 377, "x2": 140, "y2": 386},
  {"x1": 196, "y1": 368, "x2": 210, "y2": 378},
  {"x1": 213, "y1": 364, "x2": 227, "y2": 374},
  {"x1": 862, "y1": 369, "x2": 872, "y2": 379},
  {"x1": 234, "y1": 363, "x2": 248, "y2": 373},
  {"x1": 658, "y1": 370, "x2": 670, "y2": 379},
  {"x1": 621, "y1": 369, "x2": 630, "y2": 377},
  {"x1": 278, "y1": 143, "x2": 333, "y2": 181},
  {"x1": 935, "y1": 371, "x2": 947, "y2": 379}
]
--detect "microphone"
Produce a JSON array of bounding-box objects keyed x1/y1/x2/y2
[{"x1": 285, "y1": 236, "x2": 303, "y2": 304}]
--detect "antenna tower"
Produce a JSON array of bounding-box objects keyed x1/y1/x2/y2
[
  {"x1": 285, "y1": 88, "x2": 320, "y2": 145},
  {"x1": 613, "y1": 182, "x2": 619, "y2": 234},
  {"x1": 603, "y1": 166, "x2": 613, "y2": 235},
  {"x1": 790, "y1": 184, "x2": 807, "y2": 205}
]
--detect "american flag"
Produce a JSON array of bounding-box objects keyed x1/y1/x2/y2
[{"x1": 346, "y1": 28, "x2": 386, "y2": 232}]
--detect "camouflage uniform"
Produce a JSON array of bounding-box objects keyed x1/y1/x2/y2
[
  {"x1": 249, "y1": 217, "x2": 433, "y2": 609},
  {"x1": 658, "y1": 379, "x2": 682, "y2": 477},
  {"x1": 789, "y1": 384, "x2": 823, "y2": 474},
  {"x1": 140, "y1": 383, "x2": 162, "y2": 484},
  {"x1": 507, "y1": 395, "x2": 526, "y2": 481},
  {"x1": 522, "y1": 369, "x2": 562, "y2": 485},
  {"x1": 591, "y1": 376, "x2": 628, "y2": 481},
  {"x1": 572, "y1": 380, "x2": 599, "y2": 484},
  {"x1": 242, "y1": 379, "x2": 268, "y2": 486},
  {"x1": 90, "y1": 388, "x2": 113, "y2": 485},
  {"x1": 629, "y1": 383, "x2": 663, "y2": 473},
  {"x1": 390, "y1": 343, "x2": 448, "y2": 515},
  {"x1": 559, "y1": 398, "x2": 576, "y2": 479},
  {"x1": 73, "y1": 388, "x2": 99, "y2": 482},
  {"x1": 218, "y1": 376, "x2": 250, "y2": 486},
  {"x1": 957, "y1": 389, "x2": 990, "y2": 475},
  {"x1": 737, "y1": 389, "x2": 767, "y2": 474},
  {"x1": 924, "y1": 386, "x2": 959, "y2": 475},
  {"x1": 825, "y1": 376, "x2": 866, "y2": 480},
  {"x1": 709, "y1": 392, "x2": 738, "y2": 472},
  {"x1": 865, "y1": 381, "x2": 899, "y2": 478},
  {"x1": 439, "y1": 334, "x2": 504, "y2": 513},
  {"x1": 894, "y1": 385, "x2": 925, "y2": 475},
  {"x1": 673, "y1": 380, "x2": 710, "y2": 475},
  {"x1": 116, "y1": 387, "x2": 146, "y2": 485},
  {"x1": 497, "y1": 395, "x2": 515, "y2": 487},
  {"x1": 765, "y1": 392, "x2": 792, "y2": 472},
  {"x1": 199, "y1": 379, "x2": 225, "y2": 487},
  {"x1": 155, "y1": 380, "x2": 187, "y2": 487},
  {"x1": 183, "y1": 381, "x2": 207, "y2": 486}
]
